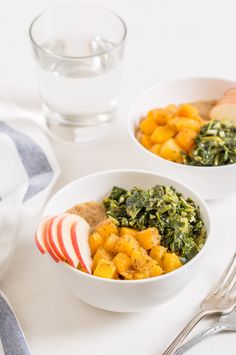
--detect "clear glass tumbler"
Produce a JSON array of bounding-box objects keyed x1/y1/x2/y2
[{"x1": 29, "y1": 5, "x2": 127, "y2": 143}]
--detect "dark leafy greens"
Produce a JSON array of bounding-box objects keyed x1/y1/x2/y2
[
  {"x1": 183, "y1": 120, "x2": 236, "y2": 166},
  {"x1": 103, "y1": 185, "x2": 206, "y2": 263}
]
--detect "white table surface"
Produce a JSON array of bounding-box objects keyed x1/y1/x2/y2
[{"x1": 1, "y1": 0, "x2": 236, "y2": 354}]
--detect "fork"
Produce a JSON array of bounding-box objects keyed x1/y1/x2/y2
[
  {"x1": 162, "y1": 251, "x2": 236, "y2": 355},
  {"x1": 175, "y1": 310, "x2": 236, "y2": 354}
]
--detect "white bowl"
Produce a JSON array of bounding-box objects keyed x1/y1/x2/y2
[
  {"x1": 127, "y1": 77, "x2": 236, "y2": 200},
  {"x1": 43, "y1": 170, "x2": 211, "y2": 312}
]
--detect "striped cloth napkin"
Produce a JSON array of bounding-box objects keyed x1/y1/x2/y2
[{"x1": 0, "y1": 99, "x2": 60, "y2": 354}]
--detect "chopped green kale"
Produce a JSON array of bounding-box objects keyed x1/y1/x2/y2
[
  {"x1": 103, "y1": 185, "x2": 206, "y2": 263},
  {"x1": 183, "y1": 120, "x2": 236, "y2": 166}
]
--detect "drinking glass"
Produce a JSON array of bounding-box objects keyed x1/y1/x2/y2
[{"x1": 29, "y1": 5, "x2": 127, "y2": 142}]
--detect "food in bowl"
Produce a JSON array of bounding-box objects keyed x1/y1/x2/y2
[
  {"x1": 35, "y1": 183, "x2": 206, "y2": 280},
  {"x1": 136, "y1": 88, "x2": 236, "y2": 166}
]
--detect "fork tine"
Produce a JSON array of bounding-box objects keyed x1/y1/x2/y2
[
  {"x1": 206, "y1": 252, "x2": 236, "y2": 298},
  {"x1": 218, "y1": 264, "x2": 236, "y2": 297},
  {"x1": 229, "y1": 279, "x2": 236, "y2": 300}
]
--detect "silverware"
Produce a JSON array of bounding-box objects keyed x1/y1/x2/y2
[
  {"x1": 175, "y1": 310, "x2": 236, "y2": 354},
  {"x1": 162, "y1": 251, "x2": 236, "y2": 355}
]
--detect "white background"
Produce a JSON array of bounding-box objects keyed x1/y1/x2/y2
[{"x1": 1, "y1": 0, "x2": 236, "y2": 354}]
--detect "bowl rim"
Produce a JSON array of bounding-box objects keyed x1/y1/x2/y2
[
  {"x1": 44, "y1": 168, "x2": 212, "y2": 284},
  {"x1": 127, "y1": 76, "x2": 236, "y2": 171}
]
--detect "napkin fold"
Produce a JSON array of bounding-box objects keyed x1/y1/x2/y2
[{"x1": 0, "y1": 99, "x2": 60, "y2": 354}]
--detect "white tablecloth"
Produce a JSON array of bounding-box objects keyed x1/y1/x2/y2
[{"x1": 1, "y1": 0, "x2": 236, "y2": 354}]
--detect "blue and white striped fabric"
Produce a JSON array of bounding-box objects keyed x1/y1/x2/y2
[{"x1": 0, "y1": 107, "x2": 60, "y2": 354}]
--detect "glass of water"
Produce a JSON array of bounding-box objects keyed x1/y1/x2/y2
[{"x1": 29, "y1": 5, "x2": 127, "y2": 143}]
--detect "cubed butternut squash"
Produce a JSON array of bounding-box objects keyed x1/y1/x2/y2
[
  {"x1": 175, "y1": 117, "x2": 202, "y2": 132},
  {"x1": 137, "y1": 227, "x2": 160, "y2": 250},
  {"x1": 162, "y1": 252, "x2": 182, "y2": 273},
  {"x1": 93, "y1": 259, "x2": 117, "y2": 279},
  {"x1": 175, "y1": 128, "x2": 197, "y2": 152},
  {"x1": 131, "y1": 248, "x2": 152, "y2": 274},
  {"x1": 140, "y1": 117, "x2": 157, "y2": 135},
  {"x1": 92, "y1": 247, "x2": 111, "y2": 271},
  {"x1": 150, "y1": 143, "x2": 161, "y2": 155},
  {"x1": 95, "y1": 218, "x2": 119, "y2": 238},
  {"x1": 120, "y1": 270, "x2": 134, "y2": 280},
  {"x1": 140, "y1": 134, "x2": 153, "y2": 149},
  {"x1": 159, "y1": 138, "x2": 183, "y2": 163},
  {"x1": 89, "y1": 232, "x2": 103, "y2": 256},
  {"x1": 113, "y1": 252, "x2": 131, "y2": 274},
  {"x1": 119, "y1": 227, "x2": 137, "y2": 238},
  {"x1": 177, "y1": 104, "x2": 199, "y2": 119},
  {"x1": 149, "y1": 263, "x2": 163, "y2": 277},
  {"x1": 133, "y1": 271, "x2": 149, "y2": 280},
  {"x1": 167, "y1": 117, "x2": 179, "y2": 133},
  {"x1": 147, "y1": 109, "x2": 172, "y2": 125},
  {"x1": 150, "y1": 245, "x2": 167, "y2": 264},
  {"x1": 103, "y1": 233, "x2": 120, "y2": 253},
  {"x1": 115, "y1": 235, "x2": 139, "y2": 256},
  {"x1": 151, "y1": 126, "x2": 175, "y2": 144}
]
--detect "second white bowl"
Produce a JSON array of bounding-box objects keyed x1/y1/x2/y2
[{"x1": 127, "y1": 77, "x2": 236, "y2": 200}]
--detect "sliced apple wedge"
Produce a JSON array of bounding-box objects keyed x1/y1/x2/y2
[
  {"x1": 49, "y1": 213, "x2": 68, "y2": 261},
  {"x1": 35, "y1": 216, "x2": 53, "y2": 254},
  {"x1": 71, "y1": 218, "x2": 91, "y2": 274},
  {"x1": 210, "y1": 102, "x2": 236, "y2": 124},
  {"x1": 58, "y1": 214, "x2": 82, "y2": 267},
  {"x1": 44, "y1": 217, "x2": 61, "y2": 263}
]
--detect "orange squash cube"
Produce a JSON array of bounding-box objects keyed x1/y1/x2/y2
[
  {"x1": 89, "y1": 232, "x2": 103, "y2": 256},
  {"x1": 175, "y1": 117, "x2": 201, "y2": 132},
  {"x1": 140, "y1": 134, "x2": 153, "y2": 149},
  {"x1": 175, "y1": 129, "x2": 197, "y2": 152},
  {"x1": 137, "y1": 227, "x2": 160, "y2": 250},
  {"x1": 93, "y1": 259, "x2": 117, "y2": 279},
  {"x1": 133, "y1": 271, "x2": 149, "y2": 280},
  {"x1": 115, "y1": 235, "x2": 139, "y2": 256},
  {"x1": 95, "y1": 218, "x2": 119, "y2": 238},
  {"x1": 147, "y1": 109, "x2": 171, "y2": 125},
  {"x1": 151, "y1": 126, "x2": 175, "y2": 144},
  {"x1": 177, "y1": 104, "x2": 199, "y2": 119},
  {"x1": 103, "y1": 233, "x2": 120, "y2": 253},
  {"x1": 113, "y1": 252, "x2": 131, "y2": 273},
  {"x1": 162, "y1": 252, "x2": 182, "y2": 273},
  {"x1": 149, "y1": 263, "x2": 163, "y2": 277},
  {"x1": 92, "y1": 247, "x2": 111, "y2": 271},
  {"x1": 139, "y1": 117, "x2": 157, "y2": 135},
  {"x1": 150, "y1": 144, "x2": 161, "y2": 155},
  {"x1": 119, "y1": 227, "x2": 137, "y2": 238},
  {"x1": 159, "y1": 138, "x2": 183, "y2": 163},
  {"x1": 150, "y1": 245, "x2": 167, "y2": 264}
]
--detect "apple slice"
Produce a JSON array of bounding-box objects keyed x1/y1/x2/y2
[
  {"x1": 49, "y1": 213, "x2": 69, "y2": 261},
  {"x1": 210, "y1": 103, "x2": 236, "y2": 124},
  {"x1": 71, "y1": 217, "x2": 91, "y2": 274},
  {"x1": 44, "y1": 217, "x2": 62, "y2": 263},
  {"x1": 58, "y1": 214, "x2": 82, "y2": 267},
  {"x1": 35, "y1": 216, "x2": 53, "y2": 254}
]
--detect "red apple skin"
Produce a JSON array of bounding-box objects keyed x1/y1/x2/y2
[
  {"x1": 49, "y1": 214, "x2": 67, "y2": 261},
  {"x1": 35, "y1": 232, "x2": 46, "y2": 254},
  {"x1": 71, "y1": 222, "x2": 91, "y2": 274},
  {"x1": 35, "y1": 216, "x2": 52, "y2": 254},
  {"x1": 57, "y1": 217, "x2": 75, "y2": 267},
  {"x1": 44, "y1": 217, "x2": 61, "y2": 263}
]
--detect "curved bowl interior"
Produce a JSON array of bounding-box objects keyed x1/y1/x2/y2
[
  {"x1": 127, "y1": 78, "x2": 236, "y2": 200},
  {"x1": 43, "y1": 170, "x2": 211, "y2": 312}
]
